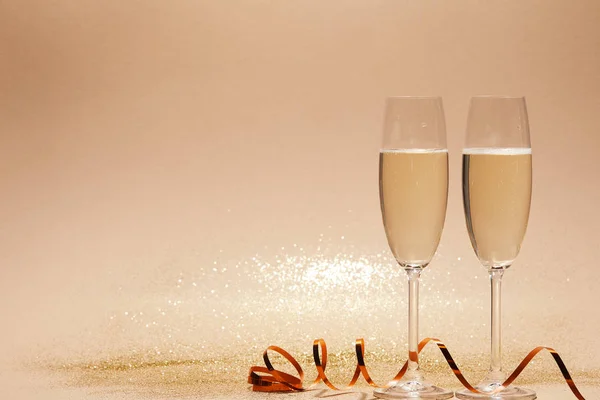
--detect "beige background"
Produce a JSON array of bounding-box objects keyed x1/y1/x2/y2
[{"x1": 1, "y1": 1, "x2": 599, "y2": 399}]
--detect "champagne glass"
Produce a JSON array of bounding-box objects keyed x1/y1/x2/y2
[
  {"x1": 456, "y1": 96, "x2": 536, "y2": 399},
  {"x1": 373, "y1": 97, "x2": 453, "y2": 400}
]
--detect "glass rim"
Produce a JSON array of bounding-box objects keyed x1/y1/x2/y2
[
  {"x1": 471, "y1": 95, "x2": 525, "y2": 100},
  {"x1": 386, "y1": 95, "x2": 442, "y2": 100}
]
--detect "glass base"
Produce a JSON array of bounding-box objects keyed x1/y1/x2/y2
[
  {"x1": 455, "y1": 382, "x2": 536, "y2": 399},
  {"x1": 373, "y1": 381, "x2": 454, "y2": 399}
]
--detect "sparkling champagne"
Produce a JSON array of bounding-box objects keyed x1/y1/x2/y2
[
  {"x1": 462, "y1": 148, "x2": 532, "y2": 268},
  {"x1": 379, "y1": 149, "x2": 448, "y2": 267}
]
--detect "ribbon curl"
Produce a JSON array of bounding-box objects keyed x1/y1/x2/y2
[{"x1": 248, "y1": 337, "x2": 586, "y2": 399}]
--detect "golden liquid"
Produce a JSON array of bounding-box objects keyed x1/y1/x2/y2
[
  {"x1": 462, "y1": 148, "x2": 532, "y2": 268},
  {"x1": 379, "y1": 150, "x2": 449, "y2": 267}
]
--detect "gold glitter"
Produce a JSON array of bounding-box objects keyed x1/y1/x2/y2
[
  {"x1": 42, "y1": 348, "x2": 600, "y2": 396},
  {"x1": 23, "y1": 241, "x2": 600, "y2": 397}
]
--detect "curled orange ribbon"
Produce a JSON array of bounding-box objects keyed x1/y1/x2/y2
[{"x1": 248, "y1": 337, "x2": 586, "y2": 399}]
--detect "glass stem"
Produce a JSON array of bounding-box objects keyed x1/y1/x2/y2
[
  {"x1": 489, "y1": 269, "x2": 504, "y2": 381},
  {"x1": 406, "y1": 268, "x2": 423, "y2": 381}
]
